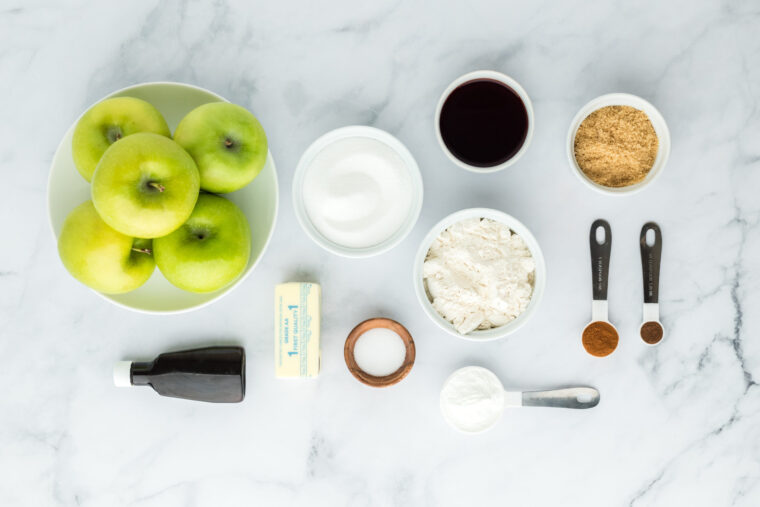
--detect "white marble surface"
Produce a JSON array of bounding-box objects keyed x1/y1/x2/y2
[{"x1": 1, "y1": 1, "x2": 759, "y2": 505}]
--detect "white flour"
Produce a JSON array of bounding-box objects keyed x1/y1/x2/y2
[
  {"x1": 423, "y1": 217, "x2": 535, "y2": 334},
  {"x1": 440, "y1": 366, "x2": 505, "y2": 433}
]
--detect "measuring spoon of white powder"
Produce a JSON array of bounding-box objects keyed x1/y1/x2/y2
[{"x1": 440, "y1": 366, "x2": 600, "y2": 434}]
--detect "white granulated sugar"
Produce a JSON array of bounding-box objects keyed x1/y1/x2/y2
[{"x1": 423, "y1": 217, "x2": 535, "y2": 335}]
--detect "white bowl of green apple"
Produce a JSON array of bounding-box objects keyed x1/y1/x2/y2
[{"x1": 47, "y1": 82, "x2": 278, "y2": 314}]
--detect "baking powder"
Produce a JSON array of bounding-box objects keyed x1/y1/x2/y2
[{"x1": 440, "y1": 366, "x2": 505, "y2": 433}]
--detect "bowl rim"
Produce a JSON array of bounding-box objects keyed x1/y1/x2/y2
[
  {"x1": 292, "y1": 125, "x2": 424, "y2": 258},
  {"x1": 434, "y1": 70, "x2": 535, "y2": 174},
  {"x1": 566, "y1": 92, "x2": 671, "y2": 196},
  {"x1": 413, "y1": 207, "x2": 546, "y2": 341},
  {"x1": 46, "y1": 81, "x2": 279, "y2": 315}
]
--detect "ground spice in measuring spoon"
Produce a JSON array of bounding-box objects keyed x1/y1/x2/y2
[
  {"x1": 574, "y1": 105, "x2": 658, "y2": 187},
  {"x1": 640, "y1": 321, "x2": 664, "y2": 344},
  {"x1": 582, "y1": 321, "x2": 619, "y2": 357}
]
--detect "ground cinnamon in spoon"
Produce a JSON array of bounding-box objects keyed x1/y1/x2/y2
[
  {"x1": 574, "y1": 105, "x2": 658, "y2": 187},
  {"x1": 582, "y1": 321, "x2": 619, "y2": 357}
]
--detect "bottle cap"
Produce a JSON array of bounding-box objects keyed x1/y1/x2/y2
[{"x1": 113, "y1": 361, "x2": 133, "y2": 387}]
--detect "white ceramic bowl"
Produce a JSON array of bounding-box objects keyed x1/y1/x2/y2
[
  {"x1": 567, "y1": 93, "x2": 671, "y2": 195},
  {"x1": 414, "y1": 208, "x2": 546, "y2": 341},
  {"x1": 47, "y1": 82, "x2": 279, "y2": 314},
  {"x1": 292, "y1": 125, "x2": 423, "y2": 258},
  {"x1": 434, "y1": 70, "x2": 534, "y2": 174}
]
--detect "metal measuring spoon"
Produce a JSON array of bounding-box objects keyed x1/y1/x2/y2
[
  {"x1": 639, "y1": 222, "x2": 664, "y2": 345},
  {"x1": 440, "y1": 366, "x2": 600, "y2": 434},
  {"x1": 582, "y1": 219, "x2": 619, "y2": 357},
  {"x1": 508, "y1": 387, "x2": 601, "y2": 409}
]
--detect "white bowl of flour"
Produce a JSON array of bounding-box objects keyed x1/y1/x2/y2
[{"x1": 414, "y1": 208, "x2": 546, "y2": 341}]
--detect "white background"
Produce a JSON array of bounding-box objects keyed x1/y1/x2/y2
[{"x1": 1, "y1": 1, "x2": 759, "y2": 505}]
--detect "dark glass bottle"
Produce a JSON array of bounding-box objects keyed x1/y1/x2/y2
[{"x1": 114, "y1": 346, "x2": 245, "y2": 403}]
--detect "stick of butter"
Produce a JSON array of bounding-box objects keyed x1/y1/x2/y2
[{"x1": 274, "y1": 283, "x2": 321, "y2": 378}]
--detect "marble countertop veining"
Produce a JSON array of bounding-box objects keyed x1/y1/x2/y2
[{"x1": 1, "y1": 1, "x2": 759, "y2": 505}]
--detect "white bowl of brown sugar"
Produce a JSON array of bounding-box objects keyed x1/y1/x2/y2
[{"x1": 567, "y1": 93, "x2": 670, "y2": 195}]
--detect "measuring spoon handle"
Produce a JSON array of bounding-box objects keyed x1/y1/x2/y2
[
  {"x1": 521, "y1": 387, "x2": 600, "y2": 409},
  {"x1": 640, "y1": 222, "x2": 662, "y2": 304},
  {"x1": 590, "y1": 219, "x2": 611, "y2": 301}
]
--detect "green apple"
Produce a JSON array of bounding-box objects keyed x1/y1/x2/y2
[
  {"x1": 173, "y1": 102, "x2": 267, "y2": 193},
  {"x1": 58, "y1": 201, "x2": 155, "y2": 294},
  {"x1": 154, "y1": 193, "x2": 251, "y2": 293},
  {"x1": 72, "y1": 97, "x2": 170, "y2": 182},
  {"x1": 91, "y1": 132, "x2": 200, "y2": 238}
]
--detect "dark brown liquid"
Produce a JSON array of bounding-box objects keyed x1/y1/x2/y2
[{"x1": 439, "y1": 79, "x2": 529, "y2": 168}]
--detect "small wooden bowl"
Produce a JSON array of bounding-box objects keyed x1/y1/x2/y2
[{"x1": 344, "y1": 318, "x2": 416, "y2": 387}]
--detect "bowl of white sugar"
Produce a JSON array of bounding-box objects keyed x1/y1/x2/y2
[
  {"x1": 293, "y1": 126, "x2": 423, "y2": 258},
  {"x1": 414, "y1": 208, "x2": 546, "y2": 341}
]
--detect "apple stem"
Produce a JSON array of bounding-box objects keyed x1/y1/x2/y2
[
  {"x1": 148, "y1": 182, "x2": 165, "y2": 193},
  {"x1": 224, "y1": 138, "x2": 233, "y2": 148},
  {"x1": 132, "y1": 247, "x2": 152, "y2": 255}
]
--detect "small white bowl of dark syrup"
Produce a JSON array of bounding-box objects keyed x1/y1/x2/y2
[{"x1": 435, "y1": 70, "x2": 534, "y2": 173}]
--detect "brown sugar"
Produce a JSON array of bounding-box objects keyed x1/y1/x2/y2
[
  {"x1": 574, "y1": 105, "x2": 658, "y2": 187},
  {"x1": 640, "y1": 321, "x2": 664, "y2": 344},
  {"x1": 582, "y1": 321, "x2": 619, "y2": 357}
]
